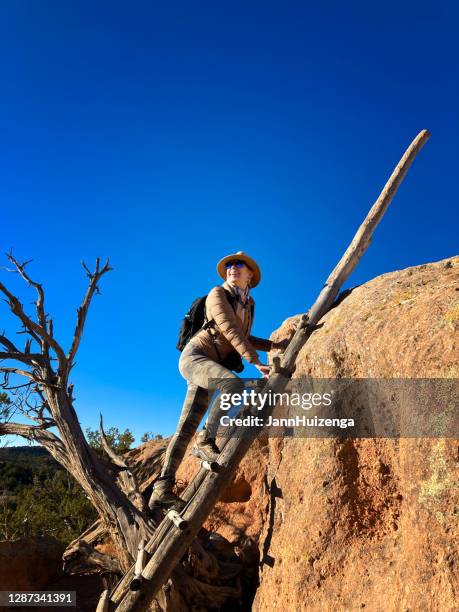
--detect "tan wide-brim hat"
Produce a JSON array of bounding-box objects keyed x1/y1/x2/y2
[{"x1": 217, "y1": 251, "x2": 261, "y2": 288}]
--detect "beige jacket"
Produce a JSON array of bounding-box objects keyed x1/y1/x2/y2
[{"x1": 190, "y1": 281, "x2": 272, "y2": 364}]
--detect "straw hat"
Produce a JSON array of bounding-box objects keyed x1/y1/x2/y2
[{"x1": 217, "y1": 251, "x2": 261, "y2": 288}]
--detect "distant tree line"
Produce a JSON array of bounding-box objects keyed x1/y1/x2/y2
[{"x1": 0, "y1": 427, "x2": 163, "y2": 543}]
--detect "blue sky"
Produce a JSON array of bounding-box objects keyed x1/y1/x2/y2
[{"x1": 1, "y1": 1, "x2": 458, "y2": 444}]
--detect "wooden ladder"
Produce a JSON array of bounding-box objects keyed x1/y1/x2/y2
[{"x1": 105, "y1": 130, "x2": 429, "y2": 612}]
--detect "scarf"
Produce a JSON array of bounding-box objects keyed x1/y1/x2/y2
[{"x1": 224, "y1": 281, "x2": 250, "y2": 324}]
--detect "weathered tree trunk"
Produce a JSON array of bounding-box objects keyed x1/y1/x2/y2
[
  {"x1": 48, "y1": 391, "x2": 153, "y2": 568},
  {"x1": 113, "y1": 129, "x2": 430, "y2": 611}
]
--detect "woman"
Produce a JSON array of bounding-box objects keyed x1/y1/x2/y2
[{"x1": 149, "y1": 251, "x2": 287, "y2": 510}]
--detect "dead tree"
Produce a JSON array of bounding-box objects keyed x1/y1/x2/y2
[{"x1": 0, "y1": 257, "x2": 153, "y2": 571}]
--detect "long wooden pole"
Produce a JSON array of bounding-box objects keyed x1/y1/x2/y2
[{"x1": 115, "y1": 129, "x2": 430, "y2": 611}]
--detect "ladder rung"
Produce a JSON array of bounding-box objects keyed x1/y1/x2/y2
[
  {"x1": 201, "y1": 459, "x2": 219, "y2": 472},
  {"x1": 167, "y1": 509, "x2": 188, "y2": 530}
]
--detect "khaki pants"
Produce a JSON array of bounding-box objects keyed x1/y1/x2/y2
[{"x1": 160, "y1": 342, "x2": 245, "y2": 480}]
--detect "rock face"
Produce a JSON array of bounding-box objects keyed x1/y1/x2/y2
[
  {"x1": 0, "y1": 537, "x2": 103, "y2": 611},
  {"x1": 133, "y1": 256, "x2": 458, "y2": 611},
  {"x1": 0, "y1": 537, "x2": 64, "y2": 591},
  {"x1": 251, "y1": 256, "x2": 458, "y2": 612}
]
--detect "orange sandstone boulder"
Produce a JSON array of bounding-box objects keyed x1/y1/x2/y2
[{"x1": 131, "y1": 256, "x2": 458, "y2": 611}]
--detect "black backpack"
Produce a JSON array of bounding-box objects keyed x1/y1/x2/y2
[
  {"x1": 176, "y1": 289, "x2": 254, "y2": 368},
  {"x1": 176, "y1": 294, "x2": 214, "y2": 352}
]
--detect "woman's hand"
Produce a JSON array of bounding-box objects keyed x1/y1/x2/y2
[
  {"x1": 271, "y1": 339, "x2": 290, "y2": 352},
  {"x1": 255, "y1": 363, "x2": 271, "y2": 378}
]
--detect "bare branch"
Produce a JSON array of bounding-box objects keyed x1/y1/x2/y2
[
  {"x1": 0, "y1": 334, "x2": 19, "y2": 353},
  {"x1": 26, "y1": 412, "x2": 56, "y2": 427},
  {"x1": 63, "y1": 540, "x2": 121, "y2": 575},
  {"x1": 100, "y1": 414, "x2": 128, "y2": 468},
  {"x1": 0, "y1": 277, "x2": 66, "y2": 364},
  {"x1": 81, "y1": 261, "x2": 92, "y2": 277},
  {"x1": 1, "y1": 366, "x2": 40, "y2": 382},
  {"x1": 0, "y1": 380, "x2": 33, "y2": 392},
  {"x1": 0, "y1": 420, "x2": 59, "y2": 443},
  {"x1": 0, "y1": 351, "x2": 45, "y2": 366},
  {"x1": 67, "y1": 519, "x2": 104, "y2": 548},
  {"x1": 0, "y1": 331, "x2": 46, "y2": 368},
  {"x1": 67, "y1": 259, "x2": 113, "y2": 366},
  {"x1": 6, "y1": 252, "x2": 47, "y2": 330},
  {"x1": 0, "y1": 420, "x2": 54, "y2": 434},
  {"x1": 99, "y1": 415, "x2": 146, "y2": 512},
  {"x1": 22, "y1": 391, "x2": 55, "y2": 427},
  {"x1": 0, "y1": 420, "x2": 69, "y2": 468},
  {"x1": 15, "y1": 324, "x2": 41, "y2": 345},
  {"x1": 3, "y1": 383, "x2": 48, "y2": 424}
]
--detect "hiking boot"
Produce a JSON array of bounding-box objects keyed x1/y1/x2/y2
[
  {"x1": 192, "y1": 430, "x2": 221, "y2": 462},
  {"x1": 148, "y1": 477, "x2": 185, "y2": 511}
]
